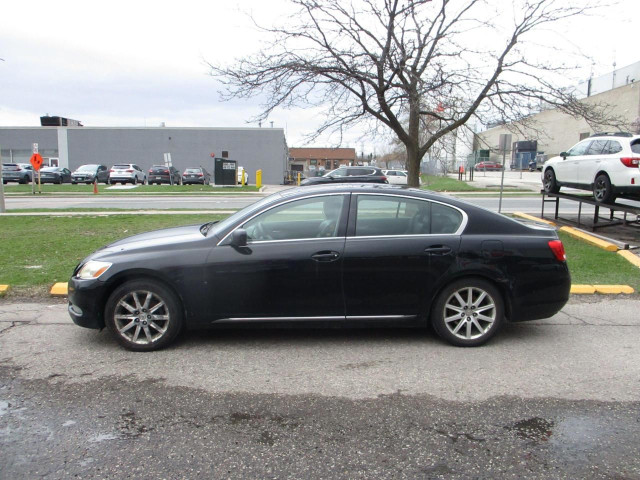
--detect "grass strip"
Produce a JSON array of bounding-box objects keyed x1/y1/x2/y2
[
  {"x1": 559, "y1": 231, "x2": 640, "y2": 291},
  {"x1": 419, "y1": 175, "x2": 528, "y2": 192},
  {"x1": 2, "y1": 184, "x2": 260, "y2": 194}
]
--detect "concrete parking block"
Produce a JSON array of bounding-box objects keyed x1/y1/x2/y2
[
  {"x1": 593, "y1": 285, "x2": 635, "y2": 294},
  {"x1": 559, "y1": 226, "x2": 619, "y2": 252},
  {"x1": 50, "y1": 282, "x2": 68, "y2": 296},
  {"x1": 570, "y1": 285, "x2": 597, "y2": 294},
  {"x1": 513, "y1": 212, "x2": 556, "y2": 226},
  {"x1": 617, "y1": 250, "x2": 640, "y2": 268},
  {"x1": 0, "y1": 285, "x2": 10, "y2": 296}
]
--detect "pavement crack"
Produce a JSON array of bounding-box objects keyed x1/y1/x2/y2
[{"x1": 0, "y1": 322, "x2": 22, "y2": 337}]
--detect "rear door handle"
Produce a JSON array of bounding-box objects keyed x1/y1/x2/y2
[
  {"x1": 424, "y1": 245, "x2": 452, "y2": 255},
  {"x1": 311, "y1": 251, "x2": 341, "y2": 262}
]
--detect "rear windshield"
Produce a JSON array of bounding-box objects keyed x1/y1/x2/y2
[
  {"x1": 185, "y1": 168, "x2": 201, "y2": 173},
  {"x1": 113, "y1": 165, "x2": 131, "y2": 169},
  {"x1": 2, "y1": 164, "x2": 19, "y2": 171},
  {"x1": 150, "y1": 166, "x2": 168, "y2": 170}
]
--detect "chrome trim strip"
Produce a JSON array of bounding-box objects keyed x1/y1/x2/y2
[
  {"x1": 248, "y1": 237, "x2": 344, "y2": 245},
  {"x1": 217, "y1": 192, "x2": 350, "y2": 247},
  {"x1": 346, "y1": 315, "x2": 417, "y2": 320},
  {"x1": 215, "y1": 315, "x2": 415, "y2": 322},
  {"x1": 346, "y1": 234, "x2": 458, "y2": 240}
]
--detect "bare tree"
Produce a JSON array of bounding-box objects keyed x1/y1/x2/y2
[{"x1": 210, "y1": 0, "x2": 613, "y2": 187}]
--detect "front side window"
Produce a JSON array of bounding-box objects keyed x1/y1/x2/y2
[
  {"x1": 567, "y1": 141, "x2": 591, "y2": 156},
  {"x1": 242, "y1": 195, "x2": 346, "y2": 242}
]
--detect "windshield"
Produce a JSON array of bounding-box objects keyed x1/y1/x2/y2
[
  {"x1": 185, "y1": 168, "x2": 201, "y2": 173},
  {"x1": 76, "y1": 165, "x2": 98, "y2": 172},
  {"x1": 206, "y1": 195, "x2": 278, "y2": 237}
]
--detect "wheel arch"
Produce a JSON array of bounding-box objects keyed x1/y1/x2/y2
[{"x1": 427, "y1": 273, "x2": 513, "y2": 323}]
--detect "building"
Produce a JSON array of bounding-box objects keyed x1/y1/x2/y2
[
  {"x1": 0, "y1": 124, "x2": 289, "y2": 184},
  {"x1": 476, "y1": 62, "x2": 640, "y2": 166},
  {"x1": 288, "y1": 147, "x2": 356, "y2": 176}
]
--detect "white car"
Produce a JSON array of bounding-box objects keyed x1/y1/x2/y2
[
  {"x1": 109, "y1": 164, "x2": 147, "y2": 185},
  {"x1": 382, "y1": 170, "x2": 422, "y2": 186},
  {"x1": 542, "y1": 133, "x2": 640, "y2": 204}
]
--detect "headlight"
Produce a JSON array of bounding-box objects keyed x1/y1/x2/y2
[{"x1": 77, "y1": 260, "x2": 112, "y2": 279}]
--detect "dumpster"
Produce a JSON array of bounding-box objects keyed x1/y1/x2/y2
[{"x1": 214, "y1": 158, "x2": 237, "y2": 185}]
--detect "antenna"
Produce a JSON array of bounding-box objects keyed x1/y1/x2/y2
[{"x1": 270, "y1": 121, "x2": 274, "y2": 128}]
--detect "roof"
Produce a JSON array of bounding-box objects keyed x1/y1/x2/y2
[{"x1": 289, "y1": 147, "x2": 356, "y2": 160}]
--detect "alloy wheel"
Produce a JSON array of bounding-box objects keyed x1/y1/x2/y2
[
  {"x1": 113, "y1": 290, "x2": 170, "y2": 345},
  {"x1": 442, "y1": 286, "x2": 496, "y2": 340}
]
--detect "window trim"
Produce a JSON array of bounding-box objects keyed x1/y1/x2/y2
[{"x1": 347, "y1": 193, "x2": 468, "y2": 238}]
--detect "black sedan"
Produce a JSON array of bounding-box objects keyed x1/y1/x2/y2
[
  {"x1": 182, "y1": 167, "x2": 211, "y2": 185},
  {"x1": 39, "y1": 167, "x2": 72, "y2": 184},
  {"x1": 301, "y1": 166, "x2": 388, "y2": 185},
  {"x1": 68, "y1": 184, "x2": 570, "y2": 351}
]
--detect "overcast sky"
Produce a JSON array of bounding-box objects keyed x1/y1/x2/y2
[{"x1": 1, "y1": 0, "x2": 639, "y2": 150}]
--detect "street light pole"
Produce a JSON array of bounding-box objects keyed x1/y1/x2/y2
[{"x1": 0, "y1": 145, "x2": 5, "y2": 213}]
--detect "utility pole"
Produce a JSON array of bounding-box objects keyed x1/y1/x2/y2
[{"x1": 0, "y1": 145, "x2": 5, "y2": 213}]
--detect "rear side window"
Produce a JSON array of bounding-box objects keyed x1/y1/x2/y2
[
  {"x1": 604, "y1": 140, "x2": 623, "y2": 154},
  {"x1": 431, "y1": 203, "x2": 463, "y2": 234},
  {"x1": 630, "y1": 140, "x2": 640, "y2": 154},
  {"x1": 356, "y1": 196, "x2": 430, "y2": 236}
]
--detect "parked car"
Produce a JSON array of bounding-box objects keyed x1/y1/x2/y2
[
  {"x1": 542, "y1": 132, "x2": 640, "y2": 203},
  {"x1": 301, "y1": 166, "x2": 388, "y2": 186},
  {"x1": 68, "y1": 184, "x2": 570, "y2": 351},
  {"x1": 71, "y1": 164, "x2": 109, "y2": 184},
  {"x1": 474, "y1": 161, "x2": 504, "y2": 171},
  {"x1": 237, "y1": 166, "x2": 249, "y2": 185},
  {"x1": 382, "y1": 170, "x2": 408, "y2": 185},
  {"x1": 109, "y1": 164, "x2": 146, "y2": 185},
  {"x1": 2, "y1": 163, "x2": 33, "y2": 184},
  {"x1": 182, "y1": 167, "x2": 211, "y2": 185},
  {"x1": 39, "y1": 167, "x2": 72, "y2": 184},
  {"x1": 148, "y1": 165, "x2": 182, "y2": 185}
]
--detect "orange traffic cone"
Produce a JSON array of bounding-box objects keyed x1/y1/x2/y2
[{"x1": 93, "y1": 179, "x2": 98, "y2": 195}]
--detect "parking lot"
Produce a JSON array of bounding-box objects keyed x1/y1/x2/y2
[{"x1": 1, "y1": 296, "x2": 639, "y2": 478}]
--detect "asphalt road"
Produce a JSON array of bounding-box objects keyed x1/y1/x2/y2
[
  {"x1": 7, "y1": 193, "x2": 640, "y2": 216},
  {"x1": 1, "y1": 297, "x2": 639, "y2": 478}
]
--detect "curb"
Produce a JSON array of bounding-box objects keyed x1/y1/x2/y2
[
  {"x1": 50, "y1": 283, "x2": 69, "y2": 296},
  {"x1": 571, "y1": 284, "x2": 634, "y2": 295},
  {"x1": 0, "y1": 285, "x2": 9, "y2": 297},
  {"x1": 559, "y1": 226, "x2": 618, "y2": 252},
  {"x1": 513, "y1": 212, "x2": 556, "y2": 226},
  {"x1": 618, "y1": 250, "x2": 640, "y2": 268}
]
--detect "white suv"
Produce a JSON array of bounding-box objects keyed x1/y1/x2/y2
[
  {"x1": 108, "y1": 164, "x2": 146, "y2": 185},
  {"x1": 542, "y1": 132, "x2": 640, "y2": 204}
]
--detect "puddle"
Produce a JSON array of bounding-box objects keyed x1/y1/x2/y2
[{"x1": 509, "y1": 417, "x2": 554, "y2": 441}]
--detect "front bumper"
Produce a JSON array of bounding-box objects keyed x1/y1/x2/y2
[
  {"x1": 72, "y1": 175, "x2": 95, "y2": 182},
  {"x1": 68, "y1": 276, "x2": 110, "y2": 329}
]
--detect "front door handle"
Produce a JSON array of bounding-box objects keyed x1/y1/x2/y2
[
  {"x1": 424, "y1": 245, "x2": 452, "y2": 255},
  {"x1": 311, "y1": 251, "x2": 341, "y2": 262}
]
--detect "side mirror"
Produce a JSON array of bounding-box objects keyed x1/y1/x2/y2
[
  {"x1": 230, "y1": 228, "x2": 248, "y2": 247},
  {"x1": 560, "y1": 152, "x2": 567, "y2": 159}
]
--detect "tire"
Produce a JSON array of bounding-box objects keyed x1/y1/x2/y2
[
  {"x1": 542, "y1": 169, "x2": 560, "y2": 194},
  {"x1": 110, "y1": 180, "x2": 115, "y2": 185},
  {"x1": 431, "y1": 278, "x2": 504, "y2": 347},
  {"x1": 593, "y1": 174, "x2": 616, "y2": 204},
  {"x1": 57, "y1": 177, "x2": 63, "y2": 185},
  {"x1": 104, "y1": 279, "x2": 184, "y2": 351},
  {"x1": 132, "y1": 176, "x2": 138, "y2": 185}
]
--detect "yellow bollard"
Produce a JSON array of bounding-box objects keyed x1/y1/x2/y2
[
  {"x1": 297, "y1": 172, "x2": 301, "y2": 186},
  {"x1": 256, "y1": 169, "x2": 262, "y2": 189}
]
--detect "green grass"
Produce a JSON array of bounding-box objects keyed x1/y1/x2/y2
[
  {"x1": 2, "y1": 184, "x2": 260, "y2": 194},
  {"x1": 419, "y1": 175, "x2": 528, "y2": 192},
  {"x1": 0, "y1": 214, "x2": 224, "y2": 287},
  {"x1": 8, "y1": 208, "x2": 239, "y2": 213},
  {"x1": 559, "y1": 231, "x2": 640, "y2": 291}
]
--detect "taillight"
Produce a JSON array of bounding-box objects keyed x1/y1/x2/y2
[
  {"x1": 109, "y1": 169, "x2": 114, "y2": 172},
  {"x1": 620, "y1": 157, "x2": 640, "y2": 168},
  {"x1": 381, "y1": 176, "x2": 387, "y2": 182},
  {"x1": 126, "y1": 169, "x2": 134, "y2": 172},
  {"x1": 548, "y1": 240, "x2": 566, "y2": 261},
  {"x1": 197, "y1": 173, "x2": 203, "y2": 176},
  {"x1": 163, "y1": 170, "x2": 169, "y2": 174}
]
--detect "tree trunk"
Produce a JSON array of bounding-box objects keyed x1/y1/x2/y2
[
  {"x1": 405, "y1": 142, "x2": 421, "y2": 188},
  {"x1": 406, "y1": 98, "x2": 422, "y2": 188}
]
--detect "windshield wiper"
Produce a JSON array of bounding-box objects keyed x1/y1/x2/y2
[{"x1": 200, "y1": 220, "x2": 219, "y2": 236}]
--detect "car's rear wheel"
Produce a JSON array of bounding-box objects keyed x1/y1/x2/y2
[
  {"x1": 431, "y1": 278, "x2": 504, "y2": 347},
  {"x1": 543, "y1": 169, "x2": 560, "y2": 194},
  {"x1": 105, "y1": 279, "x2": 183, "y2": 351},
  {"x1": 593, "y1": 174, "x2": 616, "y2": 204}
]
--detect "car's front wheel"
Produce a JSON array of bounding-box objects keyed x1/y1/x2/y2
[
  {"x1": 593, "y1": 174, "x2": 616, "y2": 204},
  {"x1": 543, "y1": 169, "x2": 560, "y2": 194},
  {"x1": 431, "y1": 278, "x2": 504, "y2": 347},
  {"x1": 105, "y1": 279, "x2": 183, "y2": 351}
]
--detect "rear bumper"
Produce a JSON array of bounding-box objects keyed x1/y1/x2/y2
[{"x1": 508, "y1": 263, "x2": 571, "y2": 322}]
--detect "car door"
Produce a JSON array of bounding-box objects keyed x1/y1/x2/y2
[
  {"x1": 342, "y1": 194, "x2": 462, "y2": 318},
  {"x1": 579, "y1": 139, "x2": 607, "y2": 186},
  {"x1": 204, "y1": 193, "x2": 350, "y2": 319},
  {"x1": 556, "y1": 140, "x2": 591, "y2": 184}
]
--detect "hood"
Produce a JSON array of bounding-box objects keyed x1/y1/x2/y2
[{"x1": 100, "y1": 224, "x2": 205, "y2": 253}]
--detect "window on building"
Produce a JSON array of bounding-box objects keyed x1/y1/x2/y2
[
  {"x1": 579, "y1": 132, "x2": 590, "y2": 141},
  {"x1": 222, "y1": 151, "x2": 229, "y2": 158}
]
